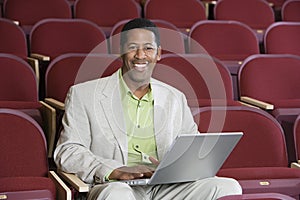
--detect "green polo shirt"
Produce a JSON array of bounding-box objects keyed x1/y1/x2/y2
[{"x1": 119, "y1": 69, "x2": 158, "y2": 168}]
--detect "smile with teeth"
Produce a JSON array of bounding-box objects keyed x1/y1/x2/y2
[{"x1": 133, "y1": 62, "x2": 148, "y2": 71}]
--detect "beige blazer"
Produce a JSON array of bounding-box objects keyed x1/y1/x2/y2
[{"x1": 54, "y1": 71, "x2": 198, "y2": 184}]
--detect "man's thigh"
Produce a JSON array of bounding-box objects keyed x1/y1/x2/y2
[
  {"x1": 150, "y1": 177, "x2": 242, "y2": 200},
  {"x1": 88, "y1": 182, "x2": 151, "y2": 200}
]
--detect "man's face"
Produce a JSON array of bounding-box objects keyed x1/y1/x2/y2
[{"x1": 121, "y1": 28, "x2": 161, "y2": 87}]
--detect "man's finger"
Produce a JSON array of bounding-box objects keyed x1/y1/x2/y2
[{"x1": 149, "y1": 156, "x2": 160, "y2": 166}]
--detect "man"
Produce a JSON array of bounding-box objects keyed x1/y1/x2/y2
[{"x1": 54, "y1": 18, "x2": 242, "y2": 199}]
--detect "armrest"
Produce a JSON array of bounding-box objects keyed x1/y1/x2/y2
[
  {"x1": 49, "y1": 171, "x2": 72, "y2": 200},
  {"x1": 12, "y1": 20, "x2": 20, "y2": 25},
  {"x1": 240, "y1": 96, "x2": 274, "y2": 110},
  {"x1": 39, "y1": 101, "x2": 56, "y2": 158},
  {"x1": 45, "y1": 98, "x2": 65, "y2": 111},
  {"x1": 238, "y1": 100, "x2": 260, "y2": 109},
  {"x1": 291, "y1": 161, "x2": 300, "y2": 169},
  {"x1": 30, "y1": 53, "x2": 51, "y2": 61},
  {"x1": 27, "y1": 57, "x2": 40, "y2": 86},
  {"x1": 58, "y1": 171, "x2": 90, "y2": 193}
]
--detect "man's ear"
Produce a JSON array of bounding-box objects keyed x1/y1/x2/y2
[{"x1": 157, "y1": 46, "x2": 162, "y2": 61}]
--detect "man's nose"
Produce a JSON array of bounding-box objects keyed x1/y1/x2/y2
[{"x1": 135, "y1": 48, "x2": 146, "y2": 59}]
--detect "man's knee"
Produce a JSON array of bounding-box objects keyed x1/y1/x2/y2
[
  {"x1": 192, "y1": 177, "x2": 242, "y2": 199},
  {"x1": 209, "y1": 177, "x2": 242, "y2": 198}
]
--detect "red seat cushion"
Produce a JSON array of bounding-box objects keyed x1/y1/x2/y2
[
  {"x1": 217, "y1": 167, "x2": 300, "y2": 180},
  {"x1": 0, "y1": 177, "x2": 55, "y2": 199}
]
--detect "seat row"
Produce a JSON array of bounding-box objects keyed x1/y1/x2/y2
[
  {"x1": 1, "y1": 17, "x2": 299, "y2": 57},
  {"x1": 2, "y1": 105, "x2": 300, "y2": 199},
  {"x1": 1, "y1": 0, "x2": 299, "y2": 36},
  {"x1": 1, "y1": 51, "x2": 299, "y2": 160},
  {"x1": 1, "y1": 16, "x2": 299, "y2": 100}
]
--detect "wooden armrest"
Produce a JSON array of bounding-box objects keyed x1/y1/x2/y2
[
  {"x1": 12, "y1": 20, "x2": 20, "y2": 25},
  {"x1": 238, "y1": 100, "x2": 260, "y2": 109},
  {"x1": 49, "y1": 171, "x2": 72, "y2": 200},
  {"x1": 45, "y1": 98, "x2": 65, "y2": 111},
  {"x1": 39, "y1": 101, "x2": 56, "y2": 158},
  {"x1": 30, "y1": 53, "x2": 51, "y2": 61},
  {"x1": 58, "y1": 171, "x2": 89, "y2": 193},
  {"x1": 27, "y1": 57, "x2": 40, "y2": 86},
  {"x1": 240, "y1": 96, "x2": 274, "y2": 110},
  {"x1": 291, "y1": 162, "x2": 300, "y2": 169}
]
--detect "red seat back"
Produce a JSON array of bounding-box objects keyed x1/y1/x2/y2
[
  {"x1": 46, "y1": 53, "x2": 122, "y2": 102},
  {"x1": 144, "y1": 0, "x2": 206, "y2": 34},
  {"x1": 74, "y1": 0, "x2": 141, "y2": 36},
  {"x1": 0, "y1": 18, "x2": 28, "y2": 60},
  {"x1": 3, "y1": 0, "x2": 71, "y2": 34},
  {"x1": 3, "y1": 0, "x2": 71, "y2": 25},
  {"x1": 282, "y1": 0, "x2": 300, "y2": 22},
  {"x1": 153, "y1": 54, "x2": 239, "y2": 107},
  {"x1": 214, "y1": 0, "x2": 274, "y2": 30},
  {"x1": 0, "y1": 54, "x2": 38, "y2": 102},
  {"x1": 0, "y1": 109, "x2": 48, "y2": 177},
  {"x1": 194, "y1": 106, "x2": 288, "y2": 168},
  {"x1": 239, "y1": 54, "x2": 300, "y2": 107},
  {"x1": 189, "y1": 20, "x2": 259, "y2": 61},
  {"x1": 30, "y1": 19, "x2": 108, "y2": 60},
  {"x1": 264, "y1": 22, "x2": 300, "y2": 56}
]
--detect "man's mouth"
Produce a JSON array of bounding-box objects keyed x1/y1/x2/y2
[{"x1": 133, "y1": 62, "x2": 148, "y2": 71}]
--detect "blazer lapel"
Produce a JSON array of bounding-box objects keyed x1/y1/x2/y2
[{"x1": 99, "y1": 72, "x2": 128, "y2": 164}]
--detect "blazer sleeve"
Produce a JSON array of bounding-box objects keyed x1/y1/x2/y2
[{"x1": 54, "y1": 85, "x2": 123, "y2": 184}]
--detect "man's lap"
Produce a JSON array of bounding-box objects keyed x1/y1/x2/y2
[{"x1": 88, "y1": 177, "x2": 242, "y2": 200}]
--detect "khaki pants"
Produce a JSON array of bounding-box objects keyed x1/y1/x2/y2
[{"x1": 87, "y1": 177, "x2": 242, "y2": 200}]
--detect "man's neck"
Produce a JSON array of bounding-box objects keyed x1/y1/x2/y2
[
  {"x1": 124, "y1": 78, "x2": 150, "y2": 99},
  {"x1": 132, "y1": 85, "x2": 150, "y2": 99}
]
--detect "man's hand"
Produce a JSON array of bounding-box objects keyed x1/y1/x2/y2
[
  {"x1": 109, "y1": 156, "x2": 160, "y2": 180},
  {"x1": 108, "y1": 165, "x2": 155, "y2": 180}
]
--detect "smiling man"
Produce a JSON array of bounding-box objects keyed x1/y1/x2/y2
[{"x1": 54, "y1": 18, "x2": 242, "y2": 200}]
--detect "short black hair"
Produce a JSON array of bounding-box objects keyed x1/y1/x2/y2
[{"x1": 120, "y1": 18, "x2": 160, "y2": 48}]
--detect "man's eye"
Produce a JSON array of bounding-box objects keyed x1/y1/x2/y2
[{"x1": 128, "y1": 46, "x2": 137, "y2": 50}]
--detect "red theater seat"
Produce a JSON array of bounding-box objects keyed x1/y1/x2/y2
[
  {"x1": 239, "y1": 54, "x2": 300, "y2": 163},
  {"x1": 144, "y1": 0, "x2": 206, "y2": 35},
  {"x1": 194, "y1": 106, "x2": 300, "y2": 199},
  {"x1": 0, "y1": 109, "x2": 70, "y2": 200},
  {"x1": 0, "y1": 18, "x2": 27, "y2": 59},
  {"x1": 264, "y1": 22, "x2": 300, "y2": 56},
  {"x1": 153, "y1": 54, "x2": 242, "y2": 113},
  {"x1": 3, "y1": 0, "x2": 72, "y2": 35},
  {"x1": 30, "y1": 18, "x2": 108, "y2": 99},
  {"x1": 74, "y1": 0, "x2": 141, "y2": 37},
  {"x1": 282, "y1": 0, "x2": 300, "y2": 22},
  {"x1": 214, "y1": 0, "x2": 274, "y2": 43},
  {"x1": 189, "y1": 20, "x2": 260, "y2": 99}
]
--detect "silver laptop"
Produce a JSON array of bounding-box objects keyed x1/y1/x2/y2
[{"x1": 118, "y1": 132, "x2": 243, "y2": 186}]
